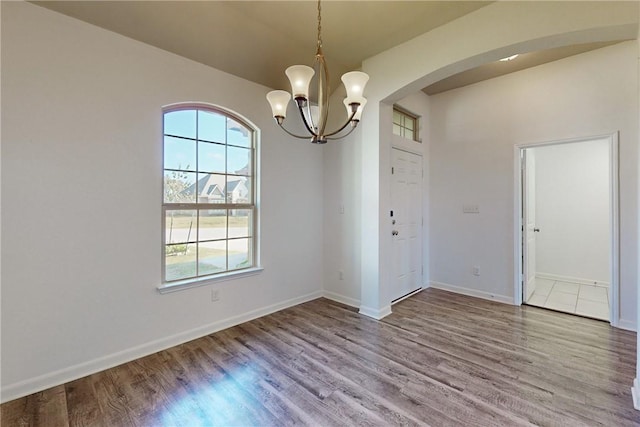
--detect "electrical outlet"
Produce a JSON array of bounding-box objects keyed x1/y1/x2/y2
[
  {"x1": 211, "y1": 289, "x2": 220, "y2": 302},
  {"x1": 472, "y1": 266, "x2": 480, "y2": 276}
]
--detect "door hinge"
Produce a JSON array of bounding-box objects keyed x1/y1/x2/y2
[{"x1": 391, "y1": 167, "x2": 394, "y2": 175}]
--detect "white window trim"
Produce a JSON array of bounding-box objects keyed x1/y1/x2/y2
[
  {"x1": 159, "y1": 103, "x2": 261, "y2": 292},
  {"x1": 157, "y1": 266, "x2": 264, "y2": 294},
  {"x1": 393, "y1": 106, "x2": 420, "y2": 142}
]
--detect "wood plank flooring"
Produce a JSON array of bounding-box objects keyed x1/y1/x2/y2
[{"x1": 2, "y1": 288, "x2": 639, "y2": 426}]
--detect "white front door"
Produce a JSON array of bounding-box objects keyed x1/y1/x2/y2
[
  {"x1": 522, "y1": 149, "x2": 537, "y2": 301},
  {"x1": 391, "y1": 148, "x2": 423, "y2": 301}
]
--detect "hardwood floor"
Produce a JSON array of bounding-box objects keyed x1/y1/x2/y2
[{"x1": 2, "y1": 288, "x2": 639, "y2": 426}]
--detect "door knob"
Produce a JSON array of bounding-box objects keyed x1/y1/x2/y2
[{"x1": 533, "y1": 228, "x2": 540, "y2": 232}]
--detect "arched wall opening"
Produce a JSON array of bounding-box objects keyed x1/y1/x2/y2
[{"x1": 340, "y1": 1, "x2": 639, "y2": 318}]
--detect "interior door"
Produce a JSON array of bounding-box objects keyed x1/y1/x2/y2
[
  {"x1": 523, "y1": 149, "x2": 537, "y2": 301},
  {"x1": 391, "y1": 148, "x2": 423, "y2": 301}
]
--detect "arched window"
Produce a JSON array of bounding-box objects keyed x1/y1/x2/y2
[{"x1": 162, "y1": 105, "x2": 257, "y2": 285}]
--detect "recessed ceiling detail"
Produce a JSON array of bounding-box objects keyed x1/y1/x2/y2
[{"x1": 423, "y1": 41, "x2": 627, "y2": 96}]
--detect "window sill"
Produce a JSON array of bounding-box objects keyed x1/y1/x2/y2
[{"x1": 157, "y1": 267, "x2": 264, "y2": 294}]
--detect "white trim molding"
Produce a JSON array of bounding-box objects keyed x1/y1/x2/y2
[
  {"x1": 322, "y1": 291, "x2": 360, "y2": 308},
  {"x1": 158, "y1": 267, "x2": 264, "y2": 294},
  {"x1": 1, "y1": 290, "x2": 322, "y2": 404},
  {"x1": 535, "y1": 272, "x2": 610, "y2": 288},
  {"x1": 359, "y1": 305, "x2": 393, "y2": 320},
  {"x1": 617, "y1": 319, "x2": 637, "y2": 332},
  {"x1": 632, "y1": 378, "x2": 640, "y2": 410},
  {"x1": 430, "y1": 281, "x2": 513, "y2": 305}
]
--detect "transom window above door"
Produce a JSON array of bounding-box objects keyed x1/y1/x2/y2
[{"x1": 393, "y1": 107, "x2": 419, "y2": 142}]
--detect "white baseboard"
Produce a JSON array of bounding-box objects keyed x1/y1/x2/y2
[
  {"x1": 359, "y1": 304, "x2": 392, "y2": 320},
  {"x1": 633, "y1": 378, "x2": 640, "y2": 410},
  {"x1": 536, "y1": 272, "x2": 609, "y2": 287},
  {"x1": 617, "y1": 318, "x2": 637, "y2": 332},
  {"x1": 322, "y1": 290, "x2": 360, "y2": 308},
  {"x1": 1, "y1": 290, "x2": 323, "y2": 404},
  {"x1": 429, "y1": 281, "x2": 513, "y2": 305}
]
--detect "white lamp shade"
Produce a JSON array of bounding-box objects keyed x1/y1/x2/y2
[
  {"x1": 285, "y1": 65, "x2": 315, "y2": 99},
  {"x1": 344, "y1": 96, "x2": 367, "y2": 121},
  {"x1": 266, "y1": 90, "x2": 291, "y2": 118},
  {"x1": 341, "y1": 71, "x2": 369, "y2": 101}
]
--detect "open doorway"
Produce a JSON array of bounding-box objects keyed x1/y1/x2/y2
[{"x1": 515, "y1": 134, "x2": 619, "y2": 324}]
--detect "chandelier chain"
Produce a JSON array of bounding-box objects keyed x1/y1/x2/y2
[{"x1": 317, "y1": 0, "x2": 322, "y2": 49}]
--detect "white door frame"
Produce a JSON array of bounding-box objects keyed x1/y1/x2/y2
[
  {"x1": 522, "y1": 149, "x2": 537, "y2": 302},
  {"x1": 513, "y1": 133, "x2": 619, "y2": 326}
]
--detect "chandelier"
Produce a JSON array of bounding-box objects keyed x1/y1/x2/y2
[{"x1": 266, "y1": 0, "x2": 369, "y2": 144}]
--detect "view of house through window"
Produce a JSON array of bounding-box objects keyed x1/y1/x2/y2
[
  {"x1": 163, "y1": 106, "x2": 256, "y2": 282},
  {"x1": 393, "y1": 107, "x2": 419, "y2": 142}
]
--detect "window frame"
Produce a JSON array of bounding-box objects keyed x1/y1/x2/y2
[
  {"x1": 159, "y1": 104, "x2": 261, "y2": 293},
  {"x1": 393, "y1": 106, "x2": 420, "y2": 142}
]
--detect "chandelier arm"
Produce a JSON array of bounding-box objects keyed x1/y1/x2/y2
[
  {"x1": 297, "y1": 103, "x2": 320, "y2": 137},
  {"x1": 277, "y1": 122, "x2": 316, "y2": 140},
  {"x1": 305, "y1": 103, "x2": 317, "y2": 132},
  {"x1": 315, "y1": 54, "x2": 330, "y2": 137},
  {"x1": 325, "y1": 123, "x2": 358, "y2": 141},
  {"x1": 321, "y1": 109, "x2": 358, "y2": 138}
]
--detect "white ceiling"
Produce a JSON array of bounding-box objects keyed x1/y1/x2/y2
[
  {"x1": 31, "y1": 1, "x2": 491, "y2": 92},
  {"x1": 33, "y1": 1, "x2": 630, "y2": 95}
]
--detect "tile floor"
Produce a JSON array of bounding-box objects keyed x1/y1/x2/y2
[{"x1": 526, "y1": 277, "x2": 609, "y2": 321}]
